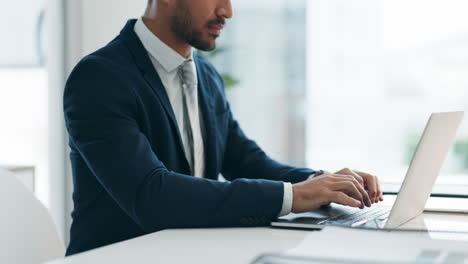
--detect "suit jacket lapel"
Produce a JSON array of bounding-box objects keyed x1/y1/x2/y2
[
  {"x1": 119, "y1": 20, "x2": 187, "y2": 165},
  {"x1": 194, "y1": 56, "x2": 217, "y2": 180}
]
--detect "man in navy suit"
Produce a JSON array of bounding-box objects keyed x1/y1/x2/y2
[{"x1": 64, "y1": 0, "x2": 383, "y2": 256}]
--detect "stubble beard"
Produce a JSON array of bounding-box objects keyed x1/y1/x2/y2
[{"x1": 170, "y1": 2, "x2": 217, "y2": 52}]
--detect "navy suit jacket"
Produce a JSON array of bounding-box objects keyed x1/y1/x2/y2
[{"x1": 64, "y1": 19, "x2": 315, "y2": 256}]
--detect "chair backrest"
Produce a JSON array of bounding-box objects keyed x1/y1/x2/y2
[{"x1": 0, "y1": 168, "x2": 64, "y2": 264}]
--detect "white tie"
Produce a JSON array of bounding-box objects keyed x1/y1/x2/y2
[{"x1": 178, "y1": 59, "x2": 205, "y2": 178}]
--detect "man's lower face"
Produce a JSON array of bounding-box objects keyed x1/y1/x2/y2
[
  {"x1": 171, "y1": 2, "x2": 218, "y2": 51},
  {"x1": 190, "y1": 30, "x2": 217, "y2": 51}
]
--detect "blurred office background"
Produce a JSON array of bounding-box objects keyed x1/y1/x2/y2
[{"x1": 0, "y1": 0, "x2": 467, "y2": 244}]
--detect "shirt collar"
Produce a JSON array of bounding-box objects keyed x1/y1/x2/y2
[{"x1": 134, "y1": 18, "x2": 193, "y2": 73}]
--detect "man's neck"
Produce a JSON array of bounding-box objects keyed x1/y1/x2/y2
[{"x1": 141, "y1": 16, "x2": 192, "y2": 58}]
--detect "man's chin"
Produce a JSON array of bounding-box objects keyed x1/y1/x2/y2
[
  {"x1": 198, "y1": 45, "x2": 217, "y2": 52},
  {"x1": 191, "y1": 39, "x2": 217, "y2": 52}
]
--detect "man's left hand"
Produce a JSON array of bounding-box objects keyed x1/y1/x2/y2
[{"x1": 334, "y1": 168, "x2": 384, "y2": 204}]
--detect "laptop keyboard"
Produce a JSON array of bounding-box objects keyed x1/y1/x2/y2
[{"x1": 319, "y1": 205, "x2": 391, "y2": 227}]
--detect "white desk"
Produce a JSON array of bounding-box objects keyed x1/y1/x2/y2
[{"x1": 46, "y1": 209, "x2": 468, "y2": 264}]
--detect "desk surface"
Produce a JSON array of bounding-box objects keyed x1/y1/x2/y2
[{"x1": 46, "y1": 210, "x2": 468, "y2": 264}]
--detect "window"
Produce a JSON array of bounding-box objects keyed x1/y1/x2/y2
[
  {"x1": 306, "y1": 0, "x2": 468, "y2": 194},
  {"x1": 214, "y1": 0, "x2": 468, "y2": 194}
]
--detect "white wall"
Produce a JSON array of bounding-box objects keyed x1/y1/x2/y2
[
  {"x1": 81, "y1": 1, "x2": 148, "y2": 55},
  {"x1": 63, "y1": 0, "x2": 147, "y2": 244},
  {"x1": 66, "y1": 0, "x2": 147, "y2": 67}
]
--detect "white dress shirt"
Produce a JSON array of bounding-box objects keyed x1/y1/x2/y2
[{"x1": 133, "y1": 18, "x2": 292, "y2": 216}]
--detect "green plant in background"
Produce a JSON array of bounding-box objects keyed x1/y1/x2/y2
[
  {"x1": 454, "y1": 138, "x2": 468, "y2": 170},
  {"x1": 196, "y1": 47, "x2": 240, "y2": 89},
  {"x1": 405, "y1": 134, "x2": 468, "y2": 171}
]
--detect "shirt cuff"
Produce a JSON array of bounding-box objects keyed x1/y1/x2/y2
[{"x1": 278, "y1": 182, "x2": 293, "y2": 216}]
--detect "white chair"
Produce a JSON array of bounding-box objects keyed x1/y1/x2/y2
[{"x1": 0, "y1": 168, "x2": 64, "y2": 264}]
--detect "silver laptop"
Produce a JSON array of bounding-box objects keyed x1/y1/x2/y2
[{"x1": 271, "y1": 111, "x2": 464, "y2": 230}]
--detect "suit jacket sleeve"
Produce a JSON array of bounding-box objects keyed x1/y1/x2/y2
[{"x1": 64, "y1": 56, "x2": 284, "y2": 232}]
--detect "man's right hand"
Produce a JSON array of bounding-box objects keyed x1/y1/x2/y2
[{"x1": 291, "y1": 173, "x2": 373, "y2": 214}]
